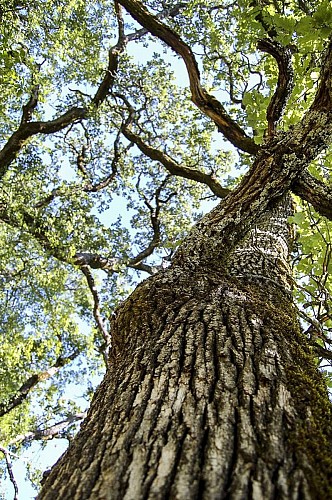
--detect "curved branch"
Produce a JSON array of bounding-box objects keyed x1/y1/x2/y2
[
  {"x1": 122, "y1": 127, "x2": 231, "y2": 198},
  {"x1": 0, "y1": 107, "x2": 87, "y2": 177},
  {"x1": 292, "y1": 171, "x2": 332, "y2": 220},
  {"x1": 117, "y1": 0, "x2": 258, "y2": 155},
  {"x1": 311, "y1": 36, "x2": 332, "y2": 110},
  {"x1": 80, "y1": 265, "x2": 112, "y2": 366},
  {"x1": 257, "y1": 38, "x2": 294, "y2": 136},
  {"x1": 0, "y1": 351, "x2": 79, "y2": 417}
]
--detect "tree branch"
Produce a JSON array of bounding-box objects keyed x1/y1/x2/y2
[
  {"x1": 82, "y1": 126, "x2": 123, "y2": 192},
  {"x1": 123, "y1": 126, "x2": 231, "y2": 198},
  {"x1": 10, "y1": 412, "x2": 87, "y2": 445},
  {"x1": 0, "y1": 352, "x2": 79, "y2": 417},
  {"x1": 313, "y1": 343, "x2": 332, "y2": 360},
  {"x1": 292, "y1": 171, "x2": 332, "y2": 220},
  {"x1": 0, "y1": 107, "x2": 87, "y2": 178},
  {"x1": 79, "y1": 265, "x2": 112, "y2": 365},
  {"x1": 0, "y1": 2, "x2": 188, "y2": 179},
  {"x1": 92, "y1": 1, "x2": 126, "y2": 107},
  {"x1": 128, "y1": 177, "x2": 165, "y2": 266},
  {"x1": 116, "y1": 91, "x2": 230, "y2": 197},
  {"x1": 21, "y1": 85, "x2": 39, "y2": 124},
  {"x1": 257, "y1": 38, "x2": 294, "y2": 137},
  {"x1": 0, "y1": 446, "x2": 19, "y2": 500},
  {"x1": 311, "y1": 36, "x2": 332, "y2": 111},
  {"x1": 1, "y1": 201, "x2": 158, "y2": 276},
  {"x1": 125, "y1": 3, "x2": 186, "y2": 42},
  {"x1": 117, "y1": 0, "x2": 259, "y2": 155}
]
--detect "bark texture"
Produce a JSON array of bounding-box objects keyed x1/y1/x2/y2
[{"x1": 38, "y1": 192, "x2": 332, "y2": 499}]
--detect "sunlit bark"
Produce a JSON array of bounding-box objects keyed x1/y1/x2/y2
[{"x1": 38, "y1": 185, "x2": 332, "y2": 499}]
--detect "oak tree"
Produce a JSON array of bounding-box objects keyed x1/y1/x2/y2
[{"x1": 1, "y1": 0, "x2": 332, "y2": 498}]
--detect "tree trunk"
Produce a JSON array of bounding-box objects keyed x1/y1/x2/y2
[{"x1": 38, "y1": 189, "x2": 332, "y2": 499}]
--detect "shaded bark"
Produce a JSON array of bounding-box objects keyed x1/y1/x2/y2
[{"x1": 38, "y1": 187, "x2": 332, "y2": 498}]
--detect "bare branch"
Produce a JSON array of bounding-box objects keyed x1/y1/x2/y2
[
  {"x1": 292, "y1": 171, "x2": 332, "y2": 220},
  {"x1": 257, "y1": 38, "x2": 294, "y2": 137},
  {"x1": 0, "y1": 352, "x2": 79, "y2": 417},
  {"x1": 117, "y1": 0, "x2": 258, "y2": 155},
  {"x1": 0, "y1": 446, "x2": 19, "y2": 500},
  {"x1": 80, "y1": 265, "x2": 112, "y2": 365},
  {"x1": 10, "y1": 412, "x2": 87, "y2": 445}
]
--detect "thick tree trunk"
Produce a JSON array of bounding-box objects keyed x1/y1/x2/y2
[{"x1": 38, "y1": 192, "x2": 332, "y2": 499}]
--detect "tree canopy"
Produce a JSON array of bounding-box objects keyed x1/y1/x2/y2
[{"x1": 1, "y1": 0, "x2": 332, "y2": 496}]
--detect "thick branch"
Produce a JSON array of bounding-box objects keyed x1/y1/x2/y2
[
  {"x1": 0, "y1": 107, "x2": 87, "y2": 178},
  {"x1": 74, "y1": 252, "x2": 156, "y2": 275},
  {"x1": 123, "y1": 127, "x2": 231, "y2": 198},
  {"x1": 292, "y1": 171, "x2": 332, "y2": 220},
  {"x1": 21, "y1": 85, "x2": 39, "y2": 124},
  {"x1": 117, "y1": 0, "x2": 258, "y2": 155},
  {"x1": 125, "y1": 3, "x2": 186, "y2": 42},
  {"x1": 257, "y1": 38, "x2": 294, "y2": 136},
  {"x1": 314, "y1": 343, "x2": 332, "y2": 360},
  {"x1": 0, "y1": 352, "x2": 79, "y2": 417},
  {"x1": 311, "y1": 36, "x2": 332, "y2": 110}
]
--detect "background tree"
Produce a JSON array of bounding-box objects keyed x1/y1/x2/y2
[{"x1": 1, "y1": 0, "x2": 332, "y2": 497}]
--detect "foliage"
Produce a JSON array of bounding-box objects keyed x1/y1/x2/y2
[{"x1": 0, "y1": 0, "x2": 332, "y2": 495}]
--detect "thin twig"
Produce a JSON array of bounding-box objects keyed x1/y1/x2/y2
[{"x1": 0, "y1": 446, "x2": 19, "y2": 500}]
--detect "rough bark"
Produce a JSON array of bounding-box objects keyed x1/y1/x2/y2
[{"x1": 38, "y1": 190, "x2": 332, "y2": 498}]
